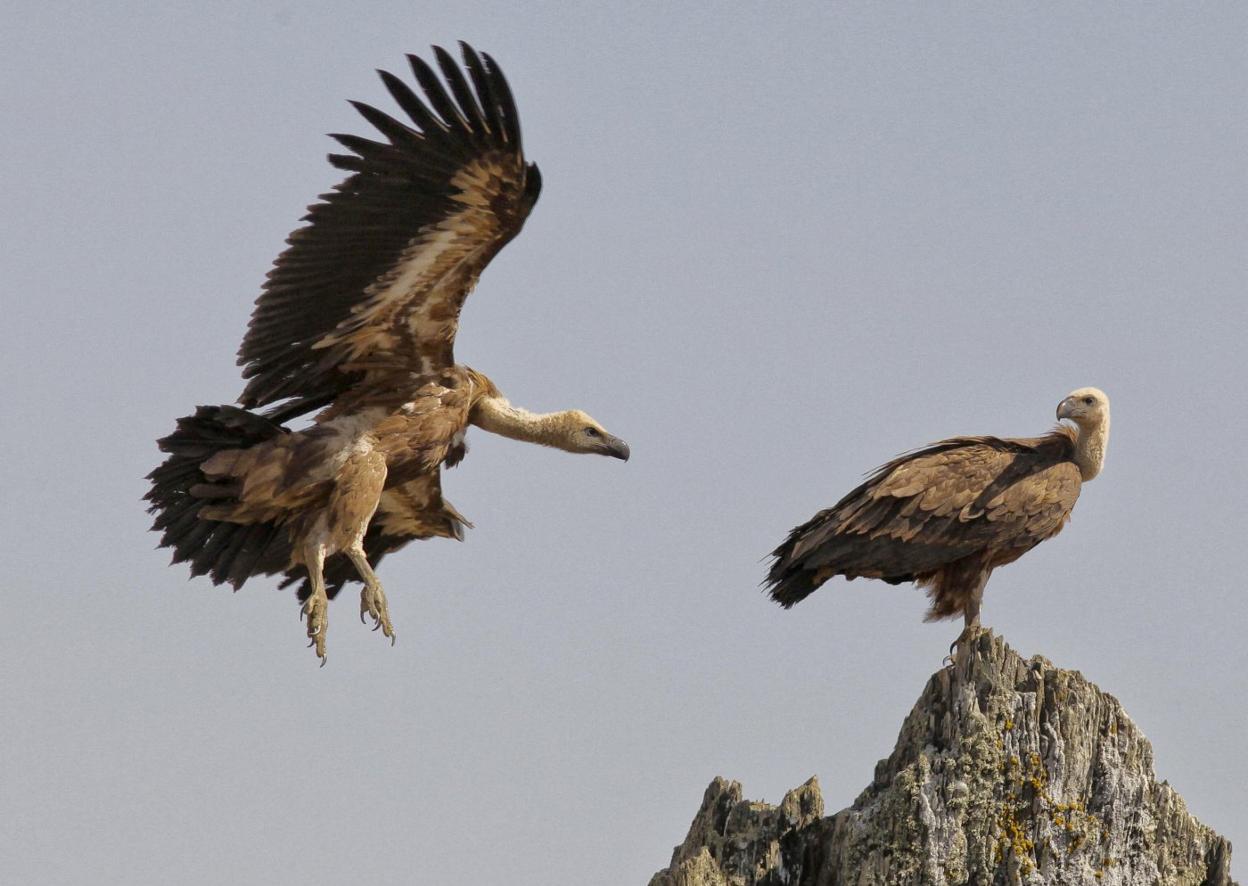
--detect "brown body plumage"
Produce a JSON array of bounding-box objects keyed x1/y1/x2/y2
[
  {"x1": 766, "y1": 388, "x2": 1109, "y2": 638},
  {"x1": 147, "y1": 46, "x2": 628, "y2": 663}
]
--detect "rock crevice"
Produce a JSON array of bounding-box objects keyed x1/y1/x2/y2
[{"x1": 650, "y1": 632, "x2": 1234, "y2": 886}]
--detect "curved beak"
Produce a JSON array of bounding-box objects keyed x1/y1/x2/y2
[
  {"x1": 1056, "y1": 397, "x2": 1076, "y2": 421},
  {"x1": 603, "y1": 435, "x2": 630, "y2": 461}
]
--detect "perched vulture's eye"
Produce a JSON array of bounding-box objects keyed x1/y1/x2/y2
[
  {"x1": 585, "y1": 427, "x2": 601, "y2": 437},
  {"x1": 1083, "y1": 396, "x2": 1094, "y2": 405}
]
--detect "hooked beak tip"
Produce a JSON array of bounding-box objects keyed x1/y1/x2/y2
[{"x1": 609, "y1": 438, "x2": 630, "y2": 462}]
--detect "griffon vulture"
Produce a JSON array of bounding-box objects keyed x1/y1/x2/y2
[
  {"x1": 765, "y1": 388, "x2": 1109, "y2": 648},
  {"x1": 147, "y1": 45, "x2": 629, "y2": 663}
]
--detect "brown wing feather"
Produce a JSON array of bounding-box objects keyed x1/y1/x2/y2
[
  {"x1": 767, "y1": 430, "x2": 1081, "y2": 607},
  {"x1": 238, "y1": 44, "x2": 540, "y2": 411},
  {"x1": 374, "y1": 473, "x2": 473, "y2": 542}
]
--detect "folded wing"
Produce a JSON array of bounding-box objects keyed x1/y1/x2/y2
[{"x1": 767, "y1": 432, "x2": 1081, "y2": 606}]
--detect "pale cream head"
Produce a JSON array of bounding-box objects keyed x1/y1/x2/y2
[
  {"x1": 549, "y1": 409, "x2": 630, "y2": 460},
  {"x1": 1056, "y1": 386, "x2": 1110, "y2": 481},
  {"x1": 1056, "y1": 387, "x2": 1109, "y2": 428}
]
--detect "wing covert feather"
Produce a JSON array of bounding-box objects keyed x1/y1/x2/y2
[
  {"x1": 238, "y1": 44, "x2": 540, "y2": 412},
  {"x1": 777, "y1": 432, "x2": 1080, "y2": 582}
]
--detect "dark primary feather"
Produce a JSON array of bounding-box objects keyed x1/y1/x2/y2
[
  {"x1": 766, "y1": 430, "x2": 1082, "y2": 611},
  {"x1": 237, "y1": 42, "x2": 539, "y2": 413}
]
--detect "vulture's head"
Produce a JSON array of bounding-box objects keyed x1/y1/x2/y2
[
  {"x1": 553, "y1": 410, "x2": 630, "y2": 461},
  {"x1": 1056, "y1": 387, "x2": 1110, "y2": 429},
  {"x1": 1057, "y1": 386, "x2": 1110, "y2": 480}
]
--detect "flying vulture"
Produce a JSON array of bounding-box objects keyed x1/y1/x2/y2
[
  {"x1": 765, "y1": 388, "x2": 1109, "y2": 648},
  {"x1": 147, "y1": 45, "x2": 629, "y2": 663}
]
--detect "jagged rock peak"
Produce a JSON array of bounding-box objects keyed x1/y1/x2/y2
[{"x1": 650, "y1": 631, "x2": 1234, "y2": 886}]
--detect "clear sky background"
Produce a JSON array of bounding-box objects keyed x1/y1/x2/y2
[{"x1": 2, "y1": 3, "x2": 1244, "y2": 883}]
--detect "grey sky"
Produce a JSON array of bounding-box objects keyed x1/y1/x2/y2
[{"x1": 2, "y1": 2, "x2": 1244, "y2": 883}]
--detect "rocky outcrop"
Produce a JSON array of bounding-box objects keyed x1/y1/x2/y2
[{"x1": 650, "y1": 631, "x2": 1234, "y2": 886}]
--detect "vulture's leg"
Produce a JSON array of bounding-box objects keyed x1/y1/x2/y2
[
  {"x1": 329, "y1": 449, "x2": 391, "y2": 643},
  {"x1": 348, "y1": 545, "x2": 395, "y2": 645},
  {"x1": 301, "y1": 543, "x2": 330, "y2": 666},
  {"x1": 962, "y1": 586, "x2": 983, "y2": 632},
  {"x1": 944, "y1": 570, "x2": 990, "y2": 667}
]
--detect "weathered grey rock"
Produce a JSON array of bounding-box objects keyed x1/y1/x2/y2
[{"x1": 650, "y1": 631, "x2": 1234, "y2": 886}]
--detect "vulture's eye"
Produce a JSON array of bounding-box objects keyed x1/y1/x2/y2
[
  {"x1": 585, "y1": 427, "x2": 601, "y2": 437},
  {"x1": 1083, "y1": 396, "x2": 1094, "y2": 405}
]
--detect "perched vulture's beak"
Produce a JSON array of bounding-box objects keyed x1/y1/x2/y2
[
  {"x1": 1056, "y1": 397, "x2": 1076, "y2": 421},
  {"x1": 603, "y1": 435, "x2": 630, "y2": 461}
]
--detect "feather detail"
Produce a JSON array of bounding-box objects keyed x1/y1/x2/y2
[
  {"x1": 237, "y1": 44, "x2": 539, "y2": 414},
  {"x1": 766, "y1": 429, "x2": 1083, "y2": 619}
]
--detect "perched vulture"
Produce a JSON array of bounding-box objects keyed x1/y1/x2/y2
[
  {"x1": 147, "y1": 45, "x2": 629, "y2": 663},
  {"x1": 765, "y1": 388, "x2": 1109, "y2": 647}
]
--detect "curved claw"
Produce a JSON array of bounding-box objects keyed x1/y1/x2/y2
[
  {"x1": 390, "y1": 633, "x2": 397, "y2": 647},
  {"x1": 360, "y1": 610, "x2": 368, "y2": 625},
  {"x1": 318, "y1": 655, "x2": 327, "y2": 669}
]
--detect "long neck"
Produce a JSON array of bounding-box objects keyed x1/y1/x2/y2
[
  {"x1": 471, "y1": 395, "x2": 568, "y2": 449},
  {"x1": 1072, "y1": 416, "x2": 1110, "y2": 481}
]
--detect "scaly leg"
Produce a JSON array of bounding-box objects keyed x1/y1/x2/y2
[
  {"x1": 300, "y1": 543, "x2": 330, "y2": 666},
  {"x1": 943, "y1": 574, "x2": 988, "y2": 668},
  {"x1": 347, "y1": 544, "x2": 395, "y2": 645}
]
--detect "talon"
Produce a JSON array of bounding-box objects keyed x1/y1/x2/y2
[
  {"x1": 390, "y1": 633, "x2": 396, "y2": 647},
  {"x1": 319, "y1": 655, "x2": 327, "y2": 669},
  {"x1": 298, "y1": 549, "x2": 332, "y2": 664}
]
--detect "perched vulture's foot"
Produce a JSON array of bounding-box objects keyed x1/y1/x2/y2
[
  {"x1": 360, "y1": 581, "x2": 396, "y2": 646},
  {"x1": 302, "y1": 587, "x2": 329, "y2": 666},
  {"x1": 943, "y1": 623, "x2": 986, "y2": 669}
]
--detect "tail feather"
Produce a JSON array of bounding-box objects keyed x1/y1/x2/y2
[
  {"x1": 764, "y1": 512, "x2": 835, "y2": 608},
  {"x1": 765, "y1": 565, "x2": 825, "y2": 609},
  {"x1": 766, "y1": 517, "x2": 928, "y2": 609},
  {"x1": 146, "y1": 405, "x2": 293, "y2": 589}
]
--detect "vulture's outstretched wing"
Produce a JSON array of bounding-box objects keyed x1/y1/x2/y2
[
  {"x1": 285, "y1": 471, "x2": 471, "y2": 601},
  {"x1": 238, "y1": 43, "x2": 540, "y2": 411},
  {"x1": 768, "y1": 431, "x2": 1081, "y2": 606}
]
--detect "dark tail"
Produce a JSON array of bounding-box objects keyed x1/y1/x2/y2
[
  {"x1": 765, "y1": 565, "x2": 824, "y2": 609},
  {"x1": 145, "y1": 405, "x2": 293, "y2": 589},
  {"x1": 766, "y1": 510, "x2": 916, "y2": 608},
  {"x1": 764, "y1": 511, "x2": 835, "y2": 608}
]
